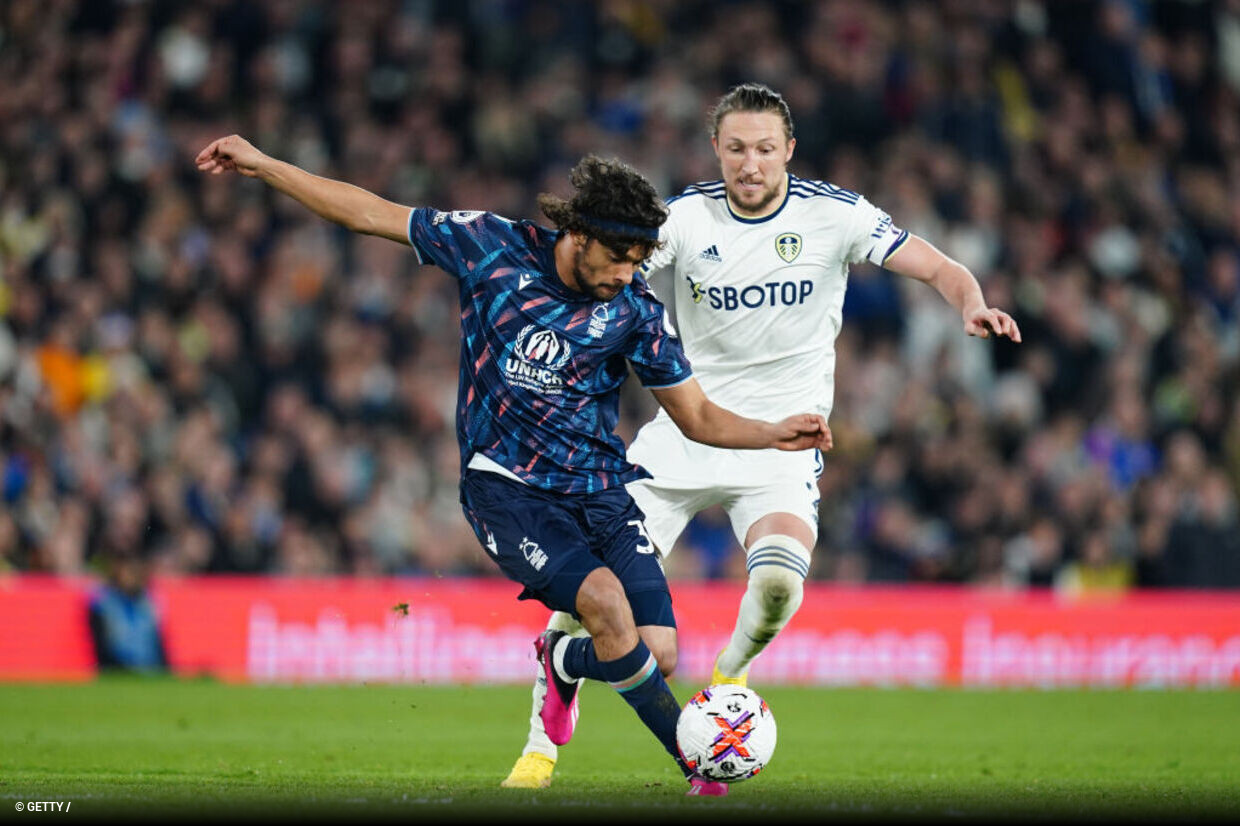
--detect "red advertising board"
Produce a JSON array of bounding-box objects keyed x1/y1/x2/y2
[
  {"x1": 2, "y1": 575, "x2": 1239, "y2": 687},
  {"x1": 0, "y1": 576, "x2": 96, "y2": 682}
]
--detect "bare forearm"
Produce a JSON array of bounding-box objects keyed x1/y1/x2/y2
[
  {"x1": 887, "y1": 234, "x2": 1021, "y2": 341},
  {"x1": 196, "y1": 134, "x2": 412, "y2": 243},
  {"x1": 677, "y1": 402, "x2": 776, "y2": 449},
  {"x1": 257, "y1": 158, "x2": 395, "y2": 236},
  {"x1": 651, "y1": 379, "x2": 830, "y2": 452},
  {"x1": 926, "y1": 258, "x2": 987, "y2": 314}
]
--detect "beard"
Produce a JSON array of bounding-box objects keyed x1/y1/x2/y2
[
  {"x1": 583, "y1": 279, "x2": 619, "y2": 301},
  {"x1": 728, "y1": 178, "x2": 783, "y2": 215},
  {"x1": 572, "y1": 251, "x2": 620, "y2": 301}
]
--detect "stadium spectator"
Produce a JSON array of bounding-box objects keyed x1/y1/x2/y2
[{"x1": 88, "y1": 547, "x2": 169, "y2": 673}]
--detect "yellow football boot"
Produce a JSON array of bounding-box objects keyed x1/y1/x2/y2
[
  {"x1": 710, "y1": 652, "x2": 748, "y2": 687},
  {"x1": 500, "y1": 752, "x2": 555, "y2": 789}
]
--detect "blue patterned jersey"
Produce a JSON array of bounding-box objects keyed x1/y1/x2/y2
[{"x1": 407, "y1": 208, "x2": 692, "y2": 494}]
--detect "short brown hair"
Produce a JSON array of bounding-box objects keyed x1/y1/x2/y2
[{"x1": 708, "y1": 83, "x2": 795, "y2": 142}]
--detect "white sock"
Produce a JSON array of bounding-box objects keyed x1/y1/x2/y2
[
  {"x1": 716, "y1": 535, "x2": 809, "y2": 678},
  {"x1": 522, "y1": 656, "x2": 557, "y2": 759},
  {"x1": 522, "y1": 611, "x2": 585, "y2": 758},
  {"x1": 551, "y1": 634, "x2": 578, "y2": 684},
  {"x1": 550, "y1": 611, "x2": 586, "y2": 636}
]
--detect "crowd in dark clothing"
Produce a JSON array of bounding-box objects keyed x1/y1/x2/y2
[{"x1": 1, "y1": 0, "x2": 1238, "y2": 591}]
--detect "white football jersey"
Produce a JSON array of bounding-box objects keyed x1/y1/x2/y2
[{"x1": 643, "y1": 174, "x2": 909, "y2": 421}]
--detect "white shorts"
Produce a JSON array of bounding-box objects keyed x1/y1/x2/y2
[{"x1": 624, "y1": 416, "x2": 823, "y2": 557}]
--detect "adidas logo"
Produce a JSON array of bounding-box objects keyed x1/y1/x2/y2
[{"x1": 699, "y1": 245, "x2": 722, "y2": 263}]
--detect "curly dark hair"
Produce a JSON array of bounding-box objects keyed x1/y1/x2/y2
[{"x1": 537, "y1": 155, "x2": 668, "y2": 258}]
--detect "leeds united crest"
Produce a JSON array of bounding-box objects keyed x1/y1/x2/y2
[{"x1": 775, "y1": 233, "x2": 802, "y2": 263}]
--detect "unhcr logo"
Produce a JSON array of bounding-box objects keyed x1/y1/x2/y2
[
  {"x1": 518, "y1": 326, "x2": 570, "y2": 366},
  {"x1": 506, "y1": 325, "x2": 571, "y2": 394}
]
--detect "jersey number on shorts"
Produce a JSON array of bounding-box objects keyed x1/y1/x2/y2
[{"x1": 628, "y1": 520, "x2": 655, "y2": 555}]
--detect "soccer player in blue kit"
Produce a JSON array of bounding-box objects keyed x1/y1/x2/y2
[{"x1": 195, "y1": 135, "x2": 833, "y2": 794}]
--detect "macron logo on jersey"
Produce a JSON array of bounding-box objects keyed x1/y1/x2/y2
[
  {"x1": 699, "y1": 245, "x2": 722, "y2": 263},
  {"x1": 518, "y1": 273, "x2": 533, "y2": 289}
]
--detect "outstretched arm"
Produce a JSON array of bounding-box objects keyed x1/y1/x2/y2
[
  {"x1": 650, "y1": 379, "x2": 833, "y2": 452},
  {"x1": 885, "y1": 235, "x2": 1022, "y2": 342},
  {"x1": 195, "y1": 135, "x2": 412, "y2": 245}
]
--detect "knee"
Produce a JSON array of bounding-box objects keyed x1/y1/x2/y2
[
  {"x1": 575, "y1": 569, "x2": 632, "y2": 632},
  {"x1": 649, "y1": 640, "x2": 678, "y2": 677},
  {"x1": 750, "y1": 565, "x2": 804, "y2": 611},
  {"x1": 746, "y1": 534, "x2": 811, "y2": 614},
  {"x1": 638, "y1": 622, "x2": 678, "y2": 677}
]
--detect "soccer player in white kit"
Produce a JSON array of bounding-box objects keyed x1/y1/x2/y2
[{"x1": 503, "y1": 83, "x2": 1021, "y2": 790}]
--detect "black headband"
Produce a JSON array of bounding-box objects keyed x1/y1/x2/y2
[{"x1": 577, "y1": 214, "x2": 660, "y2": 241}]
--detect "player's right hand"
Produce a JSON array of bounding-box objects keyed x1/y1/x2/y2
[
  {"x1": 770, "y1": 414, "x2": 834, "y2": 452},
  {"x1": 195, "y1": 135, "x2": 265, "y2": 178}
]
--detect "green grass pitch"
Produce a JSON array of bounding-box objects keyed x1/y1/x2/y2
[{"x1": 1, "y1": 677, "x2": 1237, "y2": 823}]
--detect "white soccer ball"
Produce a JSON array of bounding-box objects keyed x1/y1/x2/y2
[{"x1": 676, "y1": 684, "x2": 777, "y2": 783}]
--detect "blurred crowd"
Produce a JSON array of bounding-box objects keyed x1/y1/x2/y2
[{"x1": 1, "y1": 0, "x2": 1238, "y2": 591}]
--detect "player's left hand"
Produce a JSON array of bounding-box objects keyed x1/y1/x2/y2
[
  {"x1": 770, "y1": 414, "x2": 834, "y2": 452},
  {"x1": 964, "y1": 306, "x2": 1021, "y2": 342}
]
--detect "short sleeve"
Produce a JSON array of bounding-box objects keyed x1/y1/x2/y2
[
  {"x1": 406, "y1": 208, "x2": 517, "y2": 280},
  {"x1": 845, "y1": 195, "x2": 910, "y2": 267},
  {"x1": 625, "y1": 299, "x2": 692, "y2": 389},
  {"x1": 639, "y1": 205, "x2": 680, "y2": 275}
]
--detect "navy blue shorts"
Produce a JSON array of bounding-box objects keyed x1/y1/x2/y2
[{"x1": 459, "y1": 469, "x2": 674, "y2": 628}]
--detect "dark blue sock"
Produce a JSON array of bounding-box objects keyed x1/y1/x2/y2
[
  {"x1": 562, "y1": 637, "x2": 689, "y2": 774},
  {"x1": 561, "y1": 636, "x2": 603, "y2": 680}
]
